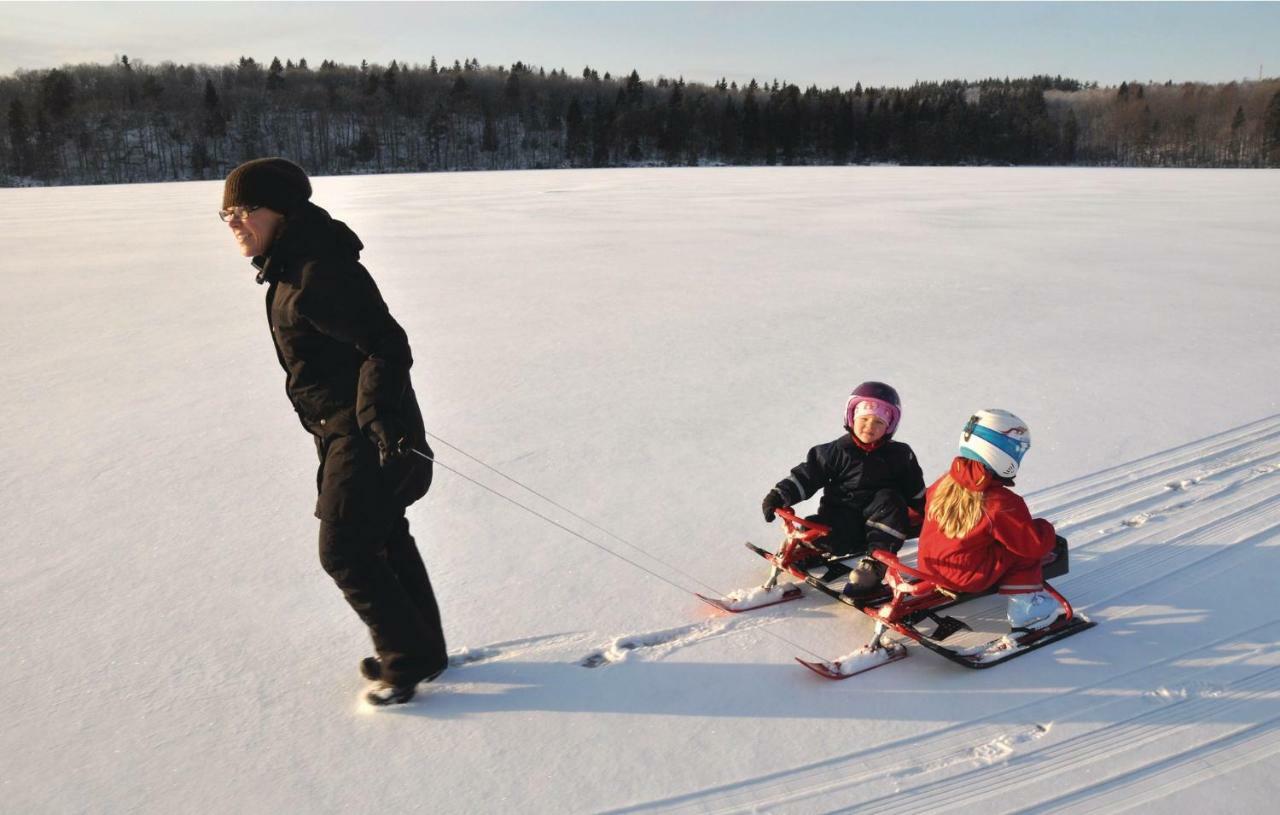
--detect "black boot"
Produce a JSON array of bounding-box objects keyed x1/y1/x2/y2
[
  {"x1": 362, "y1": 661, "x2": 447, "y2": 706},
  {"x1": 362, "y1": 655, "x2": 449, "y2": 683},
  {"x1": 365, "y1": 681, "x2": 417, "y2": 706},
  {"x1": 841, "y1": 556, "x2": 889, "y2": 599}
]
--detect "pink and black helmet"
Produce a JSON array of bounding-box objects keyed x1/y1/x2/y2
[{"x1": 844, "y1": 381, "x2": 902, "y2": 436}]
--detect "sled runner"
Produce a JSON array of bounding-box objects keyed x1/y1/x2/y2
[
  {"x1": 699, "y1": 509, "x2": 1093, "y2": 677},
  {"x1": 793, "y1": 548, "x2": 1096, "y2": 678},
  {"x1": 796, "y1": 536, "x2": 1094, "y2": 678}
]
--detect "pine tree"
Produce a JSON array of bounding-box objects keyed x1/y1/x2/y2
[
  {"x1": 565, "y1": 97, "x2": 586, "y2": 164},
  {"x1": 384, "y1": 61, "x2": 399, "y2": 103},
  {"x1": 8, "y1": 98, "x2": 32, "y2": 175},
  {"x1": 39, "y1": 70, "x2": 75, "y2": 120},
  {"x1": 202, "y1": 79, "x2": 225, "y2": 138},
  {"x1": 481, "y1": 103, "x2": 498, "y2": 154},
  {"x1": 742, "y1": 84, "x2": 761, "y2": 161},
  {"x1": 1264, "y1": 91, "x2": 1280, "y2": 167},
  {"x1": 591, "y1": 105, "x2": 614, "y2": 167},
  {"x1": 625, "y1": 70, "x2": 643, "y2": 106},
  {"x1": 34, "y1": 107, "x2": 56, "y2": 180},
  {"x1": 267, "y1": 57, "x2": 285, "y2": 90},
  {"x1": 1063, "y1": 108, "x2": 1079, "y2": 163}
]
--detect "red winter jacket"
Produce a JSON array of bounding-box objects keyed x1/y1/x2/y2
[{"x1": 917, "y1": 458, "x2": 1057, "y2": 593}]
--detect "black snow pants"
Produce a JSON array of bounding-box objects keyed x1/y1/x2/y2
[
  {"x1": 810, "y1": 488, "x2": 911, "y2": 557},
  {"x1": 318, "y1": 514, "x2": 448, "y2": 687}
]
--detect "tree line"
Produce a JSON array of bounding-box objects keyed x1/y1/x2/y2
[{"x1": 4, "y1": 54, "x2": 1279, "y2": 185}]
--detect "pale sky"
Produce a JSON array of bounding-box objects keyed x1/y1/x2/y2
[{"x1": 3, "y1": 1, "x2": 1278, "y2": 88}]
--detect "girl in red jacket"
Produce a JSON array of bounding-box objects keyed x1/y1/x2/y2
[{"x1": 917, "y1": 410, "x2": 1063, "y2": 632}]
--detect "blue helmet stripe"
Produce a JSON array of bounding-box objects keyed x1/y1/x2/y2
[{"x1": 968, "y1": 424, "x2": 1028, "y2": 463}]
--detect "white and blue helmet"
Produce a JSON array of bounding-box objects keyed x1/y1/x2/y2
[{"x1": 959, "y1": 409, "x2": 1031, "y2": 479}]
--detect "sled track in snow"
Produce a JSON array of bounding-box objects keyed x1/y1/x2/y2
[
  {"x1": 1028, "y1": 715, "x2": 1280, "y2": 814},
  {"x1": 607, "y1": 417, "x2": 1280, "y2": 814},
  {"x1": 1025, "y1": 414, "x2": 1280, "y2": 519},
  {"x1": 604, "y1": 623, "x2": 1280, "y2": 814},
  {"x1": 841, "y1": 660, "x2": 1280, "y2": 815},
  {"x1": 1024, "y1": 411, "x2": 1280, "y2": 539},
  {"x1": 1064, "y1": 474, "x2": 1280, "y2": 607}
]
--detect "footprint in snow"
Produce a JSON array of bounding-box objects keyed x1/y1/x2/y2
[
  {"x1": 446, "y1": 633, "x2": 591, "y2": 668},
  {"x1": 579, "y1": 624, "x2": 708, "y2": 668},
  {"x1": 1123, "y1": 512, "x2": 1151, "y2": 527},
  {"x1": 449, "y1": 647, "x2": 498, "y2": 667}
]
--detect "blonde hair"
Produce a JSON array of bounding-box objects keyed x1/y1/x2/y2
[{"x1": 927, "y1": 474, "x2": 986, "y2": 539}]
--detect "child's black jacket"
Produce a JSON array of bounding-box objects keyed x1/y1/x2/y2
[{"x1": 774, "y1": 435, "x2": 926, "y2": 517}]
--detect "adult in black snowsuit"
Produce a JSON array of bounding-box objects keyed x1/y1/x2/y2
[{"x1": 221, "y1": 157, "x2": 446, "y2": 705}]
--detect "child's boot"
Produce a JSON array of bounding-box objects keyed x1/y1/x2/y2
[
  {"x1": 1006, "y1": 591, "x2": 1063, "y2": 632},
  {"x1": 841, "y1": 556, "x2": 888, "y2": 599}
]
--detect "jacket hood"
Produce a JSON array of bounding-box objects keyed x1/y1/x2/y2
[
  {"x1": 949, "y1": 456, "x2": 996, "y2": 492},
  {"x1": 254, "y1": 201, "x2": 364, "y2": 283}
]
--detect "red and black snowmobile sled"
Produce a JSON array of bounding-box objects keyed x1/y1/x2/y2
[{"x1": 699, "y1": 508, "x2": 1095, "y2": 679}]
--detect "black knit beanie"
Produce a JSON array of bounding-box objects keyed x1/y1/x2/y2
[{"x1": 222, "y1": 157, "x2": 312, "y2": 214}]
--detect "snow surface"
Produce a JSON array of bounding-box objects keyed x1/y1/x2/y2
[{"x1": 3, "y1": 166, "x2": 1279, "y2": 813}]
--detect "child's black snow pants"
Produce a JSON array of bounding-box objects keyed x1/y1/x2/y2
[{"x1": 811, "y1": 488, "x2": 911, "y2": 557}]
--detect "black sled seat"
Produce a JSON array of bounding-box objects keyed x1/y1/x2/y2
[{"x1": 1042, "y1": 535, "x2": 1070, "y2": 580}]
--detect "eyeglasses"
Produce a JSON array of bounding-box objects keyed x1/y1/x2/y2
[{"x1": 218, "y1": 205, "x2": 262, "y2": 222}]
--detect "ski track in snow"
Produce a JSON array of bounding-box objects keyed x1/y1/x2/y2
[
  {"x1": 605, "y1": 624, "x2": 1280, "y2": 814},
  {"x1": 606, "y1": 416, "x2": 1280, "y2": 814}
]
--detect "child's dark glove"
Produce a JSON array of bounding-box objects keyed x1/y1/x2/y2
[{"x1": 762, "y1": 489, "x2": 788, "y2": 522}]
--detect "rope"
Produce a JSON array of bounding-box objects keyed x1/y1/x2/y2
[
  {"x1": 425, "y1": 433, "x2": 725, "y2": 595},
  {"x1": 410, "y1": 440, "x2": 829, "y2": 660}
]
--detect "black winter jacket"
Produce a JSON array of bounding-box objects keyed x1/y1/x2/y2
[
  {"x1": 774, "y1": 435, "x2": 926, "y2": 518},
  {"x1": 254, "y1": 203, "x2": 431, "y2": 520}
]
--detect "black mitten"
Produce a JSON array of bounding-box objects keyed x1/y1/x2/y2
[{"x1": 762, "y1": 489, "x2": 788, "y2": 522}]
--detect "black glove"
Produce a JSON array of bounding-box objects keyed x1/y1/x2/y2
[
  {"x1": 367, "y1": 419, "x2": 409, "y2": 468},
  {"x1": 762, "y1": 489, "x2": 788, "y2": 523}
]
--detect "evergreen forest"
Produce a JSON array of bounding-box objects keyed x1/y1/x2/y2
[{"x1": 4, "y1": 55, "x2": 1280, "y2": 186}]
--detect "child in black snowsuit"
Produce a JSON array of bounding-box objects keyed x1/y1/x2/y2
[{"x1": 761, "y1": 381, "x2": 926, "y2": 598}]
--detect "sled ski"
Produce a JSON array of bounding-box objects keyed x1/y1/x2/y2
[
  {"x1": 800, "y1": 549, "x2": 1095, "y2": 677},
  {"x1": 703, "y1": 509, "x2": 1092, "y2": 675},
  {"x1": 695, "y1": 584, "x2": 803, "y2": 613},
  {"x1": 795, "y1": 642, "x2": 909, "y2": 680},
  {"x1": 697, "y1": 509, "x2": 854, "y2": 612}
]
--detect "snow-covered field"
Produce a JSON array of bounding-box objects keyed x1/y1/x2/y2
[{"x1": 3, "y1": 166, "x2": 1279, "y2": 813}]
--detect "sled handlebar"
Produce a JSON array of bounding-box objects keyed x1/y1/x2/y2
[{"x1": 774, "y1": 507, "x2": 831, "y2": 543}]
